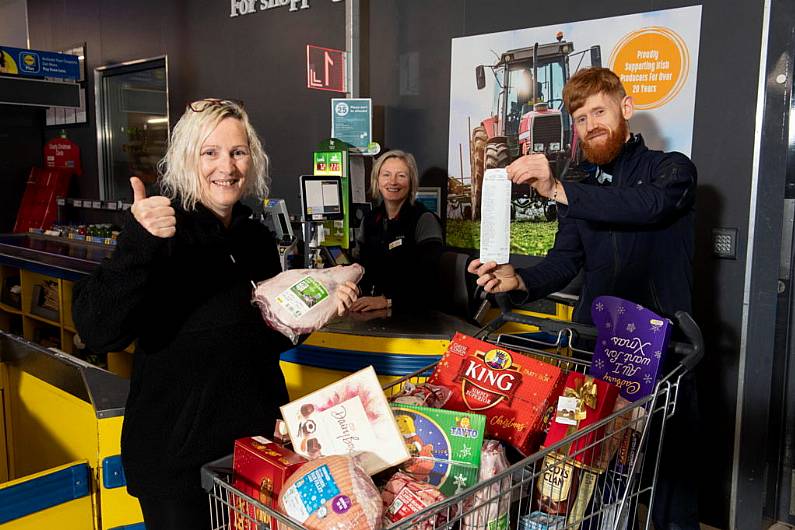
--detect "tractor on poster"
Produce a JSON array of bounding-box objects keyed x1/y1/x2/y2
[{"x1": 468, "y1": 33, "x2": 601, "y2": 221}]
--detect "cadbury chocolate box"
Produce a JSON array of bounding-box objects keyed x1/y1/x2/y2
[
  {"x1": 232, "y1": 436, "x2": 307, "y2": 530},
  {"x1": 428, "y1": 333, "x2": 566, "y2": 455}
]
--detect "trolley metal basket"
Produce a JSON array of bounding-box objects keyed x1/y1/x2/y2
[{"x1": 202, "y1": 307, "x2": 703, "y2": 530}]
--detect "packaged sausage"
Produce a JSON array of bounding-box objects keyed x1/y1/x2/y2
[
  {"x1": 381, "y1": 471, "x2": 446, "y2": 530},
  {"x1": 462, "y1": 440, "x2": 511, "y2": 530}
]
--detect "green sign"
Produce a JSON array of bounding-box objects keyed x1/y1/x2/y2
[{"x1": 331, "y1": 98, "x2": 372, "y2": 152}]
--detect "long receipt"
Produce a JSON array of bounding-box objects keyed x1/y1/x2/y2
[{"x1": 480, "y1": 168, "x2": 511, "y2": 264}]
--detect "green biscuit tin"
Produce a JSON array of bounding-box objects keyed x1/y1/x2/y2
[{"x1": 390, "y1": 403, "x2": 486, "y2": 496}]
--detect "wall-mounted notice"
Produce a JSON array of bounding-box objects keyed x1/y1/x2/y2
[{"x1": 331, "y1": 98, "x2": 373, "y2": 153}]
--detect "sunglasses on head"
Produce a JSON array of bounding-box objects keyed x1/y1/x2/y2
[{"x1": 187, "y1": 98, "x2": 244, "y2": 113}]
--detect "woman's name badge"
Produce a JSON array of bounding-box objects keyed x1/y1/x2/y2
[{"x1": 388, "y1": 238, "x2": 403, "y2": 250}]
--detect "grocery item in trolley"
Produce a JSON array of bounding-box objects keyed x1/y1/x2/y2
[
  {"x1": 428, "y1": 333, "x2": 566, "y2": 455},
  {"x1": 278, "y1": 455, "x2": 383, "y2": 530},
  {"x1": 280, "y1": 366, "x2": 410, "y2": 475},
  {"x1": 253, "y1": 264, "x2": 364, "y2": 344},
  {"x1": 389, "y1": 381, "x2": 452, "y2": 408},
  {"x1": 520, "y1": 511, "x2": 567, "y2": 530},
  {"x1": 588, "y1": 295, "x2": 672, "y2": 401},
  {"x1": 232, "y1": 436, "x2": 307, "y2": 530},
  {"x1": 461, "y1": 440, "x2": 511, "y2": 530},
  {"x1": 390, "y1": 403, "x2": 485, "y2": 496},
  {"x1": 543, "y1": 373, "x2": 619, "y2": 469},
  {"x1": 534, "y1": 451, "x2": 601, "y2": 522},
  {"x1": 381, "y1": 471, "x2": 447, "y2": 530}
]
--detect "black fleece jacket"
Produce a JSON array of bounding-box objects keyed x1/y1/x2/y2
[
  {"x1": 357, "y1": 200, "x2": 444, "y2": 312},
  {"x1": 517, "y1": 134, "x2": 697, "y2": 324},
  {"x1": 73, "y1": 201, "x2": 290, "y2": 498}
]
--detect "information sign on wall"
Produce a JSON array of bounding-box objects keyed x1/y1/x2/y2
[
  {"x1": 0, "y1": 46, "x2": 80, "y2": 81},
  {"x1": 330, "y1": 98, "x2": 372, "y2": 153},
  {"x1": 307, "y1": 45, "x2": 347, "y2": 92}
]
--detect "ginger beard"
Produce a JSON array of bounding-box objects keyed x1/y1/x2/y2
[{"x1": 581, "y1": 118, "x2": 629, "y2": 166}]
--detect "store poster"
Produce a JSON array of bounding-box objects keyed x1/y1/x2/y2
[{"x1": 446, "y1": 6, "x2": 702, "y2": 255}]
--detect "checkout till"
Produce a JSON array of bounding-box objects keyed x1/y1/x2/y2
[{"x1": 0, "y1": 144, "x2": 571, "y2": 528}]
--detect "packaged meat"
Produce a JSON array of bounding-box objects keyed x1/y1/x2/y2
[
  {"x1": 462, "y1": 440, "x2": 511, "y2": 530},
  {"x1": 381, "y1": 471, "x2": 447, "y2": 530},
  {"x1": 279, "y1": 455, "x2": 383, "y2": 530},
  {"x1": 428, "y1": 333, "x2": 566, "y2": 455},
  {"x1": 253, "y1": 264, "x2": 364, "y2": 343},
  {"x1": 280, "y1": 366, "x2": 410, "y2": 475}
]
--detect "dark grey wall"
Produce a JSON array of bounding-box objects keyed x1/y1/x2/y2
[
  {"x1": 25, "y1": 0, "x2": 768, "y2": 526},
  {"x1": 29, "y1": 0, "x2": 345, "y2": 208}
]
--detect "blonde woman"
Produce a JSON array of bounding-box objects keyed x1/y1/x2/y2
[
  {"x1": 74, "y1": 99, "x2": 356, "y2": 529},
  {"x1": 351, "y1": 149, "x2": 444, "y2": 313}
]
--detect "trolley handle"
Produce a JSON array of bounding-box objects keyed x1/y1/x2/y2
[
  {"x1": 672, "y1": 310, "x2": 703, "y2": 372},
  {"x1": 493, "y1": 293, "x2": 704, "y2": 371}
]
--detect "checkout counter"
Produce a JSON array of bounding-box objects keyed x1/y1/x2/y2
[{"x1": 0, "y1": 230, "x2": 572, "y2": 527}]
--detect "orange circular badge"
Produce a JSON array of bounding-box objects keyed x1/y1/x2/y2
[{"x1": 609, "y1": 27, "x2": 689, "y2": 110}]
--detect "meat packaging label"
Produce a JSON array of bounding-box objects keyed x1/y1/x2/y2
[
  {"x1": 589, "y1": 296, "x2": 672, "y2": 401},
  {"x1": 275, "y1": 276, "x2": 329, "y2": 318},
  {"x1": 280, "y1": 464, "x2": 340, "y2": 523}
]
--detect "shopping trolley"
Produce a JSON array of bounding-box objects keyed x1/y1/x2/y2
[{"x1": 202, "y1": 304, "x2": 703, "y2": 530}]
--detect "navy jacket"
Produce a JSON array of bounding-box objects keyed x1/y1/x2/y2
[{"x1": 517, "y1": 134, "x2": 696, "y2": 324}]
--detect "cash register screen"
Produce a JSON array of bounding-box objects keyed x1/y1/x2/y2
[{"x1": 300, "y1": 175, "x2": 344, "y2": 221}]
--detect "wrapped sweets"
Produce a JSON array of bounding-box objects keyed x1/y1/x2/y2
[
  {"x1": 389, "y1": 381, "x2": 452, "y2": 408},
  {"x1": 462, "y1": 440, "x2": 511, "y2": 530},
  {"x1": 428, "y1": 333, "x2": 565, "y2": 455},
  {"x1": 381, "y1": 471, "x2": 447, "y2": 530},
  {"x1": 278, "y1": 455, "x2": 383, "y2": 530}
]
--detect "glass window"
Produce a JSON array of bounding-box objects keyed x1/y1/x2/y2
[{"x1": 95, "y1": 57, "x2": 168, "y2": 201}]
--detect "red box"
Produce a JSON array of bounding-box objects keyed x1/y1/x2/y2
[
  {"x1": 543, "y1": 372, "x2": 619, "y2": 468},
  {"x1": 428, "y1": 333, "x2": 566, "y2": 455},
  {"x1": 232, "y1": 436, "x2": 307, "y2": 530}
]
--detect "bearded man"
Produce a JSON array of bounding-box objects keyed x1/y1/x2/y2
[{"x1": 469, "y1": 67, "x2": 699, "y2": 529}]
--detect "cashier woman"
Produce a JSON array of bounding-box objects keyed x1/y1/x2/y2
[
  {"x1": 351, "y1": 150, "x2": 444, "y2": 313},
  {"x1": 73, "y1": 99, "x2": 358, "y2": 530}
]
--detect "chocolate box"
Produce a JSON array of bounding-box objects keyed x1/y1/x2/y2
[
  {"x1": 390, "y1": 403, "x2": 485, "y2": 496},
  {"x1": 428, "y1": 333, "x2": 566, "y2": 455},
  {"x1": 543, "y1": 373, "x2": 619, "y2": 469},
  {"x1": 280, "y1": 366, "x2": 410, "y2": 475},
  {"x1": 588, "y1": 296, "x2": 672, "y2": 401},
  {"x1": 232, "y1": 436, "x2": 307, "y2": 530}
]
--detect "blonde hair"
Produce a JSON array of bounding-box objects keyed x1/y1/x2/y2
[
  {"x1": 157, "y1": 99, "x2": 269, "y2": 211},
  {"x1": 370, "y1": 150, "x2": 419, "y2": 204}
]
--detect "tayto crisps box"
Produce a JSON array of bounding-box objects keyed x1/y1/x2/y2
[
  {"x1": 390, "y1": 403, "x2": 486, "y2": 496},
  {"x1": 232, "y1": 436, "x2": 307, "y2": 530},
  {"x1": 428, "y1": 333, "x2": 566, "y2": 456}
]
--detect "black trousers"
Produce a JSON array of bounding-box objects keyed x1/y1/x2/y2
[{"x1": 137, "y1": 486, "x2": 211, "y2": 530}]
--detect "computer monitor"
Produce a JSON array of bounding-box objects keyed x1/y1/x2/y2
[
  {"x1": 415, "y1": 187, "x2": 442, "y2": 216},
  {"x1": 262, "y1": 198, "x2": 294, "y2": 242},
  {"x1": 299, "y1": 175, "x2": 344, "y2": 221}
]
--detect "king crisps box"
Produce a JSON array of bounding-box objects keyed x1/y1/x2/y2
[
  {"x1": 428, "y1": 333, "x2": 565, "y2": 455},
  {"x1": 232, "y1": 436, "x2": 307, "y2": 530}
]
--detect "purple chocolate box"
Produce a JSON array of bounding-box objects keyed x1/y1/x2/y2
[{"x1": 588, "y1": 296, "x2": 672, "y2": 401}]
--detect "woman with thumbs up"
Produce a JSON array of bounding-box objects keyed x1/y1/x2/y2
[{"x1": 73, "y1": 99, "x2": 358, "y2": 529}]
